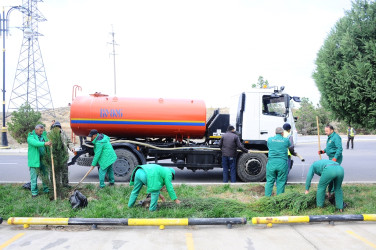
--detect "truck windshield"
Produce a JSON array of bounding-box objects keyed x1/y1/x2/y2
[{"x1": 262, "y1": 95, "x2": 286, "y2": 117}]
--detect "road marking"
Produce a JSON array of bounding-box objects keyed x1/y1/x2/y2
[
  {"x1": 0, "y1": 233, "x2": 25, "y2": 250},
  {"x1": 346, "y1": 230, "x2": 376, "y2": 249},
  {"x1": 185, "y1": 233, "x2": 195, "y2": 250}
]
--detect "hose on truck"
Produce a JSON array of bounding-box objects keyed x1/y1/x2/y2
[
  {"x1": 81, "y1": 139, "x2": 304, "y2": 161},
  {"x1": 83, "y1": 138, "x2": 269, "y2": 154}
]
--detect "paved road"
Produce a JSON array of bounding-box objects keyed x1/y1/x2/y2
[
  {"x1": 1, "y1": 135, "x2": 375, "y2": 184},
  {"x1": 1, "y1": 222, "x2": 376, "y2": 249}
]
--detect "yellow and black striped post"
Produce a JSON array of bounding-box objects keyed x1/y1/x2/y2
[
  {"x1": 7, "y1": 217, "x2": 246, "y2": 230},
  {"x1": 252, "y1": 214, "x2": 376, "y2": 227}
]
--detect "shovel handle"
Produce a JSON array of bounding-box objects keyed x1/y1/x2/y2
[
  {"x1": 74, "y1": 166, "x2": 94, "y2": 190},
  {"x1": 296, "y1": 153, "x2": 305, "y2": 162}
]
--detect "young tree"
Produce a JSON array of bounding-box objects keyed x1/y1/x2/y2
[
  {"x1": 7, "y1": 103, "x2": 42, "y2": 144},
  {"x1": 42, "y1": 128, "x2": 69, "y2": 199},
  {"x1": 313, "y1": 0, "x2": 376, "y2": 129}
]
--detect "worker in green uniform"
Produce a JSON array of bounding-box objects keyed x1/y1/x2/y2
[
  {"x1": 305, "y1": 159, "x2": 345, "y2": 211},
  {"x1": 89, "y1": 129, "x2": 117, "y2": 188},
  {"x1": 128, "y1": 164, "x2": 181, "y2": 211},
  {"x1": 318, "y1": 125, "x2": 343, "y2": 164},
  {"x1": 27, "y1": 124, "x2": 52, "y2": 198},
  {"x1": 265, "y1": 127, "x2": 291, "y2": 196}
]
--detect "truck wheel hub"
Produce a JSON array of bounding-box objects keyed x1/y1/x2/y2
[
  {"x1": 245, "y1": 159, "x2": 261, "y2": 176},
  {"x1": 113, "y1": 159, "x2": 131, "y2": 177}
]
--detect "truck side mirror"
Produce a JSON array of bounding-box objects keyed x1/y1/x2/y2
[
  {"x1": 284, "y1": 95, "x2": 290, "y2": 119},
  {"x1": 292, "y1": 96, "x2": 301, "y2": 102},
  {"x1": 284, "y1": 95, "x2": 290, "y2": 109}
]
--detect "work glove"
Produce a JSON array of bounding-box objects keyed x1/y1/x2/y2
[
  {"x1": 318, "y1": 150, "x2": 325, "y2": 155},
  {"x1": 332, "y1": 158, "x2": 337, "y2": 162}
]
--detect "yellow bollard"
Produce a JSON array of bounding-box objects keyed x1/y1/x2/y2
[
  {"x1": 159, "y1": 225, "x2": 165, "y2": 230},
  {"x1": 252, "y1": 216, "x2": 310, "y2": 225},
  {"x1": 363, "y1": 214, "x2": 376, "y2": 221}
]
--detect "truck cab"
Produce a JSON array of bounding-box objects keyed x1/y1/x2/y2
[{"x1": 231, "y1": 86, "x2": 299, "y2": 145}]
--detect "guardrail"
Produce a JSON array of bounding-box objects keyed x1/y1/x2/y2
[
  {"x1": 7, "y1": 217, "x2": 247, "y2": 229},
  {"x1": 252, "y1": 214, "x2": 376, "y2": 227}
]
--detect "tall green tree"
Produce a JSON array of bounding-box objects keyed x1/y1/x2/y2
[
  {"x1": 7, "y1": 103, "x2": 42, "y2": 144},
  {"x1": 313, "y1": 0, "x2": 376, "y2": 129}
]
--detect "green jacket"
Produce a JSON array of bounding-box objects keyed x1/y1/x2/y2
[
  {"x1": 27, "y1": 130, "x2": 49, "y2": 168},
  {"x1": 92, "y1": 134, "x2": 117, "y2": 169},
  {"x1": 267, "y1": 134, "x2": 291, "y2": 161},
  {"x1": 324, "y1": 132, "x2": 343, "y2": 162},
  {"x1": 130, "y1": 164, "x2": 177, "y2": 200},
  {"x1": 305, "y1": 159, "x2": 341, "y2": 190}
]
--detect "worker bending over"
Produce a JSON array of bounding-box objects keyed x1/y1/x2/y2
[
  {"x1": 128, "y1": 164, "x2": 181, "y2": 211},
  {"x1": 305, "y1": 159, "x2": 345, "y2": 212}
]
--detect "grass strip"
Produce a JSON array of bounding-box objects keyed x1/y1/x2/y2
[{"x1": 1, "y1": 183, "x2": 375, "y2": 220}]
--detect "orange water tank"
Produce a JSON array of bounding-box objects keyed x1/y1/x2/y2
[{"x1": 70, "y1": 94, "x2": 207, "y2": 139}]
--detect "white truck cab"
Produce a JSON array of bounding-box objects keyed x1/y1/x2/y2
[{"x1": 230, "y1": 86, "x2": 300, "y2": 145}]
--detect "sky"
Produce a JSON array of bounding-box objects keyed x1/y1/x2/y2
[{"x1": 3, "y1": 0, "x2": 354, "y2": 109}]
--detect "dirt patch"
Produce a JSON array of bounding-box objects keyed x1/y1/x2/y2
[{"x1": 248, "y1": 185, "x2": 265, "y2": 196}]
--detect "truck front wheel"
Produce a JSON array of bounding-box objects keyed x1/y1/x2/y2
[
  {"x1": 237, "y1": 153, "x2": 267, "y2": 182},
  {"x1": 113, "y1": 149, "x2": 139, "y2": 181}
]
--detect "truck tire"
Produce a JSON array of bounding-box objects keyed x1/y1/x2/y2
[
  {"x1": 113, "y1": 149, "x2": 139, "y2": 181},
  {"x1": 237, "y1": 153, "x2": 267, "y2": 182}
]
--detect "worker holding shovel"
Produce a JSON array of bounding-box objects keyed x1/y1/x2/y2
[
  {"x1": 27, "y1": 124, "x2": 52, "y2": 198},
  {"x1": 128, "y1": 164, "x2": 181, "y2": 211},
  {"x1": 318, "y1": 125, "x2": 343, "y2": 164},
  {"x1": 88, "y1": 129, "x2": 117, "y2": 188}
]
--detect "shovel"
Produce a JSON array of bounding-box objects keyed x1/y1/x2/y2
[
  {"x1": 71, "y1": 166, "x2": 94, "y2": 193},
  {"x1": 50, "y1": 145, "x2": 57, "y2": 201}
]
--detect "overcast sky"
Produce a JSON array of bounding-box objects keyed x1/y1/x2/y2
[{"x1": 3, "y1": 0, "x2": 353, "y2": 109}]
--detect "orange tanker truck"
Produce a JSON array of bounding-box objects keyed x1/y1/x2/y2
[{"x1": 70, "y1": 87, "x2": 300, "y2": 182}]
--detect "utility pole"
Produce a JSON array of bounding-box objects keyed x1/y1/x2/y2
[
  {"x1": 7, "y1": 0, "x2": 55, "y2": 117},
  {"x1": 1, "y1": 5, "x2": 31, "y2": 148},
  {"x1": 108, "y1": 25, "x2": 118, "y2": 96}
]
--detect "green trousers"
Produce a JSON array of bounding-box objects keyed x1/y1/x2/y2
[
  {"x1": 128, "y1": 168, "x2": 159, "y2": 211},
  {"x1": 265, "y1": 159, "x2": 288, "y2": 196},
  {"x1": 317, "y1": 164, "x2": 344, "y2": 209},
  {"x1": 98, "y1": 164, "x2": 115, "y2": 188},
  {"x1": 29, "y1": 164, "x2": 50, "y2": 196}
]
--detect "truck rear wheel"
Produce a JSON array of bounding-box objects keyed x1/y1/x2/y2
[
  {"x1": 237, "y1": 153, "x2": 267, "y2": 182},
  {"x1": 113, "y1": 149, "x2": 139, "y2": 181}
]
